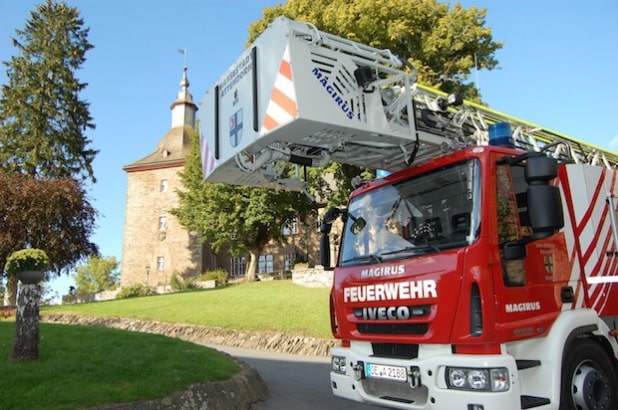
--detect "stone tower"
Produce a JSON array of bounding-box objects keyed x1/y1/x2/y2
[{"x1": 120, "y1": 67, "x2": 200, "y2": 288}]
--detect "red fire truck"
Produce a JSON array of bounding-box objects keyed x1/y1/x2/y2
[
  {"x1": 325, "y1": 142, "x2": 618, "y2": 409},
  {"x1": 199, "y1": 17, "x2": 618, "y2": 409}
]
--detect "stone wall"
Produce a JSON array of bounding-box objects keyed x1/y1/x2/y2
[
  {"x1": 41, "y1": 313, "x2": 337, "y2": 357},
  {"x1": 62, "y1": 289, "x2": 120, "y2": 305},
  {"x1": 194, "y1": 280, "x2": 216, "y2": 289},
  {"x1": 62, "y1": 293, "x2": 95, "y2": 305},
  {"x1": 292, "y1": 265, "x2": 333, "y2": 288}
]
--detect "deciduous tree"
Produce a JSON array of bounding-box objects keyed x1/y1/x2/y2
[
  {"x1": 249, "y1": 0, "x2": 502, "y2": 101},
  {"x1": 0, "y1": 170, "x2": 98, "y2": 305},
  {"x1": 172, "y1": 132, "x2": 315, "y2": 281},
  {"x1": 73, "y1": 256, "x2": 119, "y2": 295}
]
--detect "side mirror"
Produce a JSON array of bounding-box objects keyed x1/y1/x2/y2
[
  {"x1": 525, "y1": 155, "x2": 564, "y2": 236},
  {"x1": 319, "y1": 233, "x2": 331, "y2": 268},
  {"x1": 319, "y1": 208, "x2": 347, "y2": 269}
]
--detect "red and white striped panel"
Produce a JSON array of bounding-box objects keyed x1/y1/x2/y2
[
  {"x1": 260, "y1": 45, "x2": 298, "y2": 135},
  {"x1": 201, "y1": 132, "x2": 217, "y2": 179},
  {"x1": 559, "y1": 164, "x2": 618, "y2": 316}
]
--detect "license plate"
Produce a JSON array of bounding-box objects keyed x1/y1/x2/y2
[{"x1": 365, "y1": 363, "x2": 408, "y2": 382}]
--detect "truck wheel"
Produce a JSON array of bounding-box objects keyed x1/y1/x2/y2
[{"x1": 560, "y1": 338, "x2": 617, "y2": 410}]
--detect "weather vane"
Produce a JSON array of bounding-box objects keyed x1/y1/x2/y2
[{"x1": 178, "y1": 48, "x2": 187, "y2": 68}]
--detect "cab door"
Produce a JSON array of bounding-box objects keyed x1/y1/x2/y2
[{"x1": 491, "y1": 155, "x2": 565, "y2": 342}]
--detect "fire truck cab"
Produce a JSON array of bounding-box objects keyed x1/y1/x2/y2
[{"x1": 328, "y1": 142, "x2": 618, "y2": 409}]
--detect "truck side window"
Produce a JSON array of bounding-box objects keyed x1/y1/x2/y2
[{"x1": 496, "y1": 164, "x2": 528, "y2": 286}]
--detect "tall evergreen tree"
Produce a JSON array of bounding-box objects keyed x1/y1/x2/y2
[{"x1": 0, "y1": 0, "x2": 97, "y2": 182}]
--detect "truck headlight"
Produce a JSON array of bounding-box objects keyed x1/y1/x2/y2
[
  {"x1": 468, "y1": 369, "x2": 488, "y2": 390},
  {"x1": 446, "y1": 367, "x2": 509, "y2": 392},
  {"x1": 332, "y1": 356, "x2": 347, "y2": 374}
]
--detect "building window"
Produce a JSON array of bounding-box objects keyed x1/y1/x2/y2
[
  {"x1": 158, "y1": 216, "x2": 167, "y2": 230},
  {"x1": 157, "y1": 256, "x2": 165, "y2": 271},
  {"x1": 284, "y1": 253, "x2": 295, "y2": 271},
  {"x1": 283, "y1": 217, "x2": 298, "y2": 235},
  {"x1": 230, "y1": 257, "x2": 246, "y2": 277},
  {"x1": 258, "y1": 254, "x2": 273, "y2": 273},
  {"x1": 160, "y1": 179, "x2": 168, "y2": 192}
]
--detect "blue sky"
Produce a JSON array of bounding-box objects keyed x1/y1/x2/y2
[{"x1": 1, "y1": 1, "x2": 617, "y2": 300}]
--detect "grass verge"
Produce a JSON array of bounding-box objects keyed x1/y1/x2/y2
[
  {"x1": 45, "y1": 280, "x2": 333, "y2": 338},
  {"x1": 0, "y1": 321, "x2": 240, "y2": 410}
]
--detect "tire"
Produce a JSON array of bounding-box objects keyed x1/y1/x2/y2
[{"x1": 560, "y1": 338, "x2": 617, "y2": 410}]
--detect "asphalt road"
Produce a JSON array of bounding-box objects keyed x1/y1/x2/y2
[{"x1": 208, "y1": 344, "x2": 386, "y2": 410}]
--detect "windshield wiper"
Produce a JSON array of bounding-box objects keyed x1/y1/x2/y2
[
  {"x1": 380, "y1": 244, "x2": 439, "y2": 257},
  {"x1": 341, "y1": 254, "x2": 383, "y2": 265}
]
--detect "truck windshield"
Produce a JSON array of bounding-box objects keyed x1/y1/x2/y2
[{"x1": 339, "y1": 160, "x2": 480, "y2": 266}]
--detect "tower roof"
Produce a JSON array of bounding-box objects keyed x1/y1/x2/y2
[
  {"x1": 124, "y1": 68, "x2": 198, "y2": 172},
  {"x1": 123, "y1": 125, "x2": 194, "y2": 172}
]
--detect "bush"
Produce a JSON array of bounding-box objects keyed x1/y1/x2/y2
[
  {"x1": 169, "y1": 272, "x2": 182, "y2": 291},
  {"x1": 4, "y1": 248, "x2": 50, "y2": 274},
  {"x1": 199, "y1": 270, "x2": 229, "y2": 287},
  {"x1": 115, "y1": 283, "x2": 156, "y2": 299},
  {"x1": 169, "y1": 272, "x2": 197, "y2": 291}
]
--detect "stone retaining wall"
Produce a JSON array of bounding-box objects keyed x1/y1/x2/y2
[
  {"x1": 41, "y1": 313, "x2": 337, "y2": 357},
  {"x1": 291, "y1": 266, "x2": 333, "y2": 288}
]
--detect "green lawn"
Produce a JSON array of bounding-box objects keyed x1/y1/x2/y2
[
  {"x1": 45, "y1": 280, "x2": 333, "y2": 338},
  {"x1": 0, "y1": 321, "x2": 240, "y2": 410},
  {"x1": 0, "y1": 279, "x2": 331, "y2": 409}
]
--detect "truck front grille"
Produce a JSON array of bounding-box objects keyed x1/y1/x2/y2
[
  {"x1": 357, "y1": 323, "x2": 428, "y2": 335},
  {"x1": 372, "y1": 343, "x2": 419, "y2": 359}
]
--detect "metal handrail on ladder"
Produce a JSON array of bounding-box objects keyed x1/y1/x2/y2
[
  {"x1": 289, "y1": 19, "x2": 404, "y2": 70},
  {"x1": 414, "y1": 84, "x2": 618, "y2": 169}
]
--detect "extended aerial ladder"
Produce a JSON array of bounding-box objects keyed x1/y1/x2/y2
[
  {"x1": 199, "y1": 17, "x2": 617, "y2": 190},
  {"x1": 413, "y1": 83, "x2": 618, "y2": 169}
]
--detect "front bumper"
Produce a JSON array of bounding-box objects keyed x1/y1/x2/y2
[{"x1": 330, "y1": 344, "x2": 522, "y2": 410}]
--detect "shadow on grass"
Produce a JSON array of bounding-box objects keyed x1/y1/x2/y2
[{"x1": 0, "y1": 321, "x2": 240, "y2": 410}]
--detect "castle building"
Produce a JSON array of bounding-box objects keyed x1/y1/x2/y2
[{"x1": 120, "y1": 67, "x2": 202, "y2": 287}]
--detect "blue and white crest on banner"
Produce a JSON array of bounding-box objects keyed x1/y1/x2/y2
[{"x1": 229, "y1": 108, "x2": 243, "y2": 147}]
